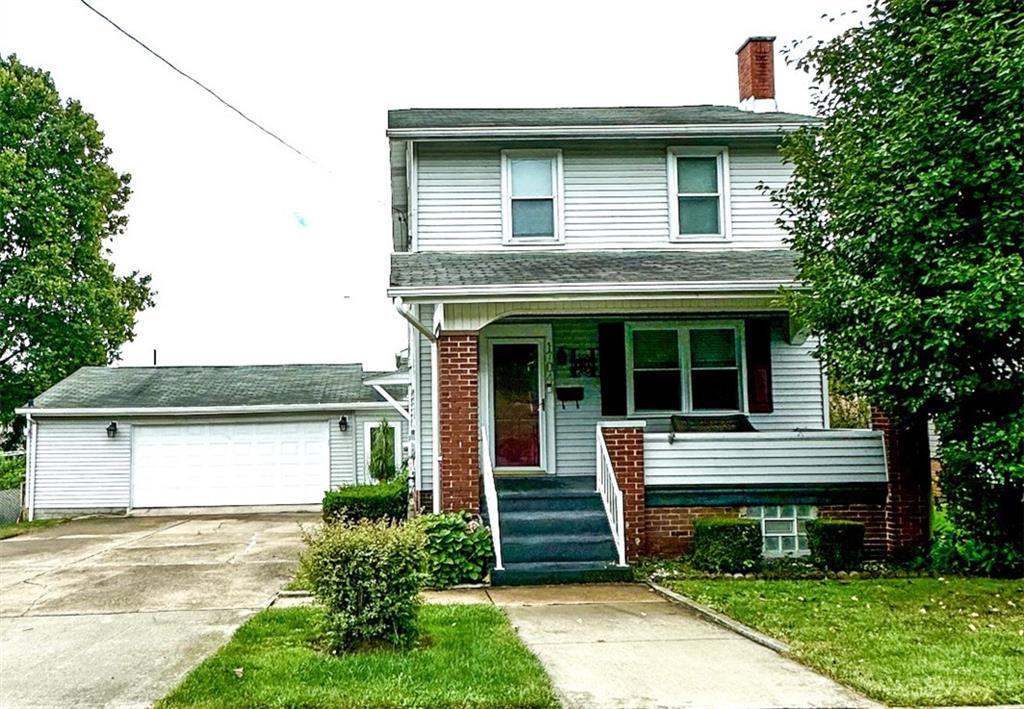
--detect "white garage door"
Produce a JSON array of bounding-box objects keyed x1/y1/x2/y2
[{"x1": 132, "y1": 421, "x2": 330, "y2": 508}]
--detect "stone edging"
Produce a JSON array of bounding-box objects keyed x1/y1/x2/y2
[{"x1": 645, "y1": 579, "x2": 790, "y2": 654}]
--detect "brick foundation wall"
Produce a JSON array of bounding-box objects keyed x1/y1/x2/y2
[
  {"x1": 819, "y1": 504, "x2": 888, "y2": 558},
  {"x1": 645, "y1": 506, "x2": 741, "y2": 557},
  {"x1": 601, "y1": 425, "x2": 646, "y2": 560},
  {"x1": 437, "y1": 332, "x2": 480, "y2": 514},
  {"x1": 644, "y1": 504, "x2": 889, "y2": 559}
]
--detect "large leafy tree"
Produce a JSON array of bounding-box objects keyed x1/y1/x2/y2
[
  {"x1": 776, "y1": 0, "x2": 1023, "y2": 563},
  {"x1": 1, "y1": 55, "x2": 153, "y2": 447}
]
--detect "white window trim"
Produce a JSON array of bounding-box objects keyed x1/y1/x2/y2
[
  {"x1": 363, "y1": 420, "x2": 402, "y2": 483},
  {"x1": 624, "y1": 320, "x2": 747, "y2": 417},
  {"x1": 667, "y1": 146, "x2": 731, "y2": 241},
  {"x1": 500, "y1": 149, "x2": 564, "y2": 245}
]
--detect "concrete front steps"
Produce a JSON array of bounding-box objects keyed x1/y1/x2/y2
[{"x1": 489, "y1": 475, "x2": 632, "y2": 586}]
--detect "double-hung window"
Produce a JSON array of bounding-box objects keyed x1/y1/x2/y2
[
  {"x1": 668, "y1": 147, "x2": 729, "y2": 239},
  {"x1": 626, "y1": 322, "x2": 744, "y2": 415},
  {"x1": 501, "y1": 150, "x2": 563, "y2": 243}
]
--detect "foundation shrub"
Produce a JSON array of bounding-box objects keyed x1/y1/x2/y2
[
  {"x1": 690, "y1": 517, "x2": 762, "y2": 572},
  {"x1": 805, "y1": 519, "x2": 866, "y2": 569},
  {"x1": 299, "y1": 519, "x2": 427, "y2": 652}
]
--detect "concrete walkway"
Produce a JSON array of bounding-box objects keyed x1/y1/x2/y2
[
  {"x1": 428, "y1": 584, "x2": 880, "y2": 709},
  {"x1": 0, "y1": 513, "x2": 315, "y2": 708}
]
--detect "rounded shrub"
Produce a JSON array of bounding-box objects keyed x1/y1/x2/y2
[
  {"x1": 690, "y1": 517, "x2": 762, "y2": 572},
  {"x1": 416, "y1": 512, "x2": 493, "y2": 588},
  {"x1": 322, "y1": 480, "x2": 408, "y2": 524},
  {"x1": 300, "y1": 519, "x2": 427, "y2": 653},
  {"x1": 805, "y1": 518, "x2": 866, "y2": 570}
]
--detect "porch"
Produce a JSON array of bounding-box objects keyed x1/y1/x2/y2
[{"x1": 480, "y1": 421, "x2": 889, "y2": 583}]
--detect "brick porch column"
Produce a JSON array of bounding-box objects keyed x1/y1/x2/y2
[
  {"x1": 600, "y1": 422, "x2": 646, "y2": 560},
  {"x1": 438, "y1": 332, "x2": 480, "y2": 513},
  {"x1": 872, "y1": 409, "x2": 932, "y2": 557}
]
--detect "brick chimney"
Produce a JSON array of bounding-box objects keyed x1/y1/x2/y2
[{"x1": 736, "y1": 36, "x2": 777, "y2": 112}]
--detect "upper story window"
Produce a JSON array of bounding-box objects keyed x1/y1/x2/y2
[
  {"x1": 668, "y1": 147, "x2": 730, "y2": 240},
  {"x1": 501, "y1": 149, "x2": 564, "y2": 244},
  {"x1": 625, "y1": 322, "x2": 744, "y2": 415}
]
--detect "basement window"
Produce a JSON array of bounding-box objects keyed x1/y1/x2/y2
[{"x1": 743, "y1": 505, "x2": 817, "y2": 557}]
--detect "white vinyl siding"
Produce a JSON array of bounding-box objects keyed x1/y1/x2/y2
[
  {"x1": 416, "y1": 305, "x2": 435, "y2": 490},
  {"x1": 562, "y1": 147, "x2": 669, "y2": 246},
  {"x1": 414, "y1": 144, "x2": 790, "y2": 250},
  {"x1": 329, "y1": 415, "x2": 356, "y2": 488},
  {"x1": 32, "y1": 418, "x2": 131, "y2": 511},
  {"x1": 416, "y1": 147, "x2": 503, "y2": 249},
  {"x1": 748, "y1": 332, "x2": 827, "y2": 431},
  {"x1": 728, "y1": 147, "x2": 793, "y2": 244},
  {"x1": 552, "y1": 320, "x2": 604, "y2": 477},
  {"x1": 643, "y1": 430, "x2": 888, "y2": 486}
]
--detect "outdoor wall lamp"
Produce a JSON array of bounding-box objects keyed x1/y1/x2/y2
[
  {"x1": 106, "y1": 421, "x2": 118, "y2": 438},
  {"x1": 338, "y1": 416, "x2": 349, "y2": 433}
]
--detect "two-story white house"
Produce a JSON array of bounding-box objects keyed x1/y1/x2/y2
[{"x1": 388, "y1": 37, "x2": 931, "y2": 584}]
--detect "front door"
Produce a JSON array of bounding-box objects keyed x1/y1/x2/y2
[{"x1": 491, "y1": 341, "x2": 544, "y2": 470}]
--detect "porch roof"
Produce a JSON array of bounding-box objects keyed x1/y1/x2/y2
[{"x1": 389, "y1": 249, "x2": 798, "y2": 300}]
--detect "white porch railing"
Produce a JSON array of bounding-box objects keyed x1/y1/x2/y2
[
  {"x1": 479, "y1": 426, "x2": 503, "y2": 571},
  {"x1": 596, "y1": 429, "x2": 627, "y2": 566}
]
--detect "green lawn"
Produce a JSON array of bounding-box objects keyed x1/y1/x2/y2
[
  {"x1": 668, "y1": 577, "x2": 1024, "y2": 706},
  {"x1": 0, "y1": 517, "x2": 66, "y2": 540},
  {"x1": 158, "y1": 604, "x2": 557, "y2": 709}
]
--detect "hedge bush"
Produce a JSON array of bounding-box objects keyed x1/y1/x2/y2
[
  {"x1": 322, "y1": 480, "x2": 407, "y2": 524},
  {"x1": 805, "y1": 518, "x2": 866, "y2": 570},
  {"x1": 690, "y1": 517, "x2": 762, "y2": 572},
  {"x1": 417, "y1": 512, "x2": 493, "y2": 588},
  {"x1": 0, "y1": 456, "x2": 25, "y2": 491},
  {"x1": 300, "y1": 519, "x2": 427, "y2": 652}
]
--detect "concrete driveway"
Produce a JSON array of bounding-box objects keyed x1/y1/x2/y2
[{"x1": 0, "y1": 513, "x2": 316, "y2": 708}]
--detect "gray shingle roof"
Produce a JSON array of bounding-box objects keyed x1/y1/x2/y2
[
  {"x1": 389, "y1": 249, "x2": 797, "y2": 295},
  {"x1": 29, "y1": 364, "x2": 405, "y2": 411},
  {"x1": 388, "y1": 105, "x2": 817, "y2": 130}
]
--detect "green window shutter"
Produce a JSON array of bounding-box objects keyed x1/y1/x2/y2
[
  {"x1": 745, "y1": 319, "x2": 774, "y2": 414},
  {"x1": 598, "y1": 323, "x2": 627, "y2": 416}
]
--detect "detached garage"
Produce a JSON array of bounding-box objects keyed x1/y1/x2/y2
[{"x1": 17, "y1": 364, "x2": 410, "y2": 519}]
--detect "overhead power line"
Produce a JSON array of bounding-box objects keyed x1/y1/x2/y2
[{"x1": 77, "y1": 0, "x2": 324, "y2": 169}]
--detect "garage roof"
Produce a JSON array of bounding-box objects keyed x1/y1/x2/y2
[{"x1": 21, "y1": 364, "x2": 408, "y2": 414}]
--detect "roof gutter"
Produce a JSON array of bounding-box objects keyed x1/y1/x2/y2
[
  {"x1": 388, "y1": 279, "x2": 798, "y2": 300},
  {"x1": 386, "y1": 122, "x2": 813, "y2": 140},
  {"x1": 14, "y1": 402, "x2": 401, "y2": 418},
  {"x1": 393, "y1": 296, "x2": 436, "y2": 342}
]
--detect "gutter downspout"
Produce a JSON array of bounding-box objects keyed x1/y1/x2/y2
[
  {"x1": 393, "y1": 297, "x2": 436, "y2": 343},
  {"x1": 25, "y1": 413, "x2": 36, "y2": 521},
  {"x1": 394, "y1": 296, "x2": 442, "y2": 513}
]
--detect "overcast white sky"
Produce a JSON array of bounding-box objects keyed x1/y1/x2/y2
[{"x1": 0, "y1": 0, "x2": 861, "y2": 371}]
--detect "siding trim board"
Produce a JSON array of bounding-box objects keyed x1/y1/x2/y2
[{"x1": 645, "y1": 482, "x2": 888, "y2": 507}]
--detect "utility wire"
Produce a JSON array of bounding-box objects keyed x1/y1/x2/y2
[{"x1": 77, "y1": 0, "x2": 326, "y2": 170}]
